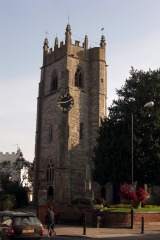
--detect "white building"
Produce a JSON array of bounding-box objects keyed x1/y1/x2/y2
[{"x1": 0, "y1": 148, "x2": 33, "y2": 201}]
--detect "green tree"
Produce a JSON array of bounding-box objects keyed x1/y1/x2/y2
[
  {"x1": 0, "y1": 174, "x2": 29, "y2": 208},
  {"x1": 2, "y1": 180, "x2": 29, "y2": 208},
  {"x1": 93, "y1": 68, "x2": 160, "y2": 186},
  {"x1": 0, "y1": 194, "x2": 16, "y2": 210}
]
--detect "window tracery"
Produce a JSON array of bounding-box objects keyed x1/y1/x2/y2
[
  {"x1": 50, "y1": 70, "x2": 58, "y2": 91},
  {"x1": 46, "y1": 163, "x2": 54, "y2": 184},
  {"x1": 75, "y1": 68, "x2": 83, "y2": 88}
]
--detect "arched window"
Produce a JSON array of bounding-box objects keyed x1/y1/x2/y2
[
  {"x1": 75, "y1": 68, "x2": 83, "y2": 88},
  {"x1": 46, "y1": 164, "x2": 54, "y2": 184},
  {"x1": 50, "y1": 71, "x2": 58, "y2": 91}
]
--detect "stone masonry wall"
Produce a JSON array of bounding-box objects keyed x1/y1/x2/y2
[{"x1": 35, "y1": 26, "x2": 107, "y2": 206}]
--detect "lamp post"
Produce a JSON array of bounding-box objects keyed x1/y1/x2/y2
[
  {"x1": 144, "y1": 101, "x2": 154, "y2": 108},
  {"x1": 131, "y1": 101, "x2": 154, "y2": 186},
  {"x1": 131, "y1": 113, "x2": 134, "y2": 185}
]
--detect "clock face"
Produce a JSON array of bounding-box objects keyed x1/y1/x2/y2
[{"x1": 57, "y1": 92, "x2": 74, "y2": 112}]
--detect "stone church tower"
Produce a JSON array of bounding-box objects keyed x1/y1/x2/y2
[{"x1": 34, "y1": 24, "x2": 107, "y2": 206}]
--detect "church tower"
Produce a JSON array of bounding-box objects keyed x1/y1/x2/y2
[{"x1": 34, "y1": 25, "x2": 107, "y2": 206}]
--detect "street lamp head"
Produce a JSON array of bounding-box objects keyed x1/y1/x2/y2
[{"x1": 144, "y1": 101, "x2": 154, "y2": 108}]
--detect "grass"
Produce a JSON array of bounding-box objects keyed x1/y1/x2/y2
[
  {"x1": 94, "y1": 204, "x2": 160, "y2": 213},
  {"x1": 136, "y1": 205, "x2": 160, "y2": 212}
]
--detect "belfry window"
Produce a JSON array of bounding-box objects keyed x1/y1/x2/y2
[
  {"x1": 50, "y1": 71, "x2": 58, "y2": 91},
  {"x1": 75, "y1": 68, "x2": 83, "y2": 88}
]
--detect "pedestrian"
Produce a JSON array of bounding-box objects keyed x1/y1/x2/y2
[{"x1": 45, "y1": 206, "x2": 56, "y2": 237}]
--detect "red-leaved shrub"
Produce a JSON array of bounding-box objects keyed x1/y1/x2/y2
[
  {"x1": 120, "y1": 183, "x2": 149, "y2": 206},
  {"x1": 136, "y1": 187, "x2": 149, "y2": 203}
]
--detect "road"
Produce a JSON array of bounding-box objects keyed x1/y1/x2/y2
[
  {"x1": 42, "y1": 234, "x2": 160, "y2": 240},
  {"x1": 41, "y1": 224, "x2": 160, "y2": 240}
]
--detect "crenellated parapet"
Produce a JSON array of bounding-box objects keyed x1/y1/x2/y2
[
  {"x1": 0, "y1": 148, "x2": 24, "y2": 163},
  {"x1": 0, "y1": 151, "x2": 17, "y2": 163},
  {"x1": 42, "y1": 24, "x2": 106, "y2": 66}
]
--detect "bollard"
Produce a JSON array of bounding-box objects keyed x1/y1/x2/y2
[
  {"x1": 141, "y1": 216, "x2": 144, "y2": 234},
  {"x1": 130, "y1": 208, "x2": 134, "y2": 229},
  {"x1": 97, "y1": 216, "x2": 101, "y2": 228},
  {"x1": 82, "y1": 213, "x2": 86, "y2": 235}
]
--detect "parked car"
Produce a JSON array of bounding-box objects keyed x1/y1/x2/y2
[{"x1": 0, "y1": 211, "x2": 45, "y2": 239}]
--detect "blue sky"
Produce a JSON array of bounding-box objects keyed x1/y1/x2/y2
[{"x1": 0, "y1": 0, "x2": 160, "y2": 161}]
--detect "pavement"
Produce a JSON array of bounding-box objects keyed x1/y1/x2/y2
[{"x1": 49, "y1": 223, "x2": 160, "y2": 240}]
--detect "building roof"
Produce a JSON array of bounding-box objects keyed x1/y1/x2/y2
[{"x1": 0, "y1": 148, "x2": 23, "y2": 163}]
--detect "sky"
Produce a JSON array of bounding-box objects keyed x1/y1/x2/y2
[{"x1": 1, "y1": 0, "x2": 160, "y2": 161}]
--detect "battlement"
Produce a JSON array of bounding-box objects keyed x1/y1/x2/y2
[
  {"x1": 42, "y1": 24, "x2": 106, "y2": 66},
  {"x1": 0, "y1": 152, "x2": 16, "y2": 155},
  {"x1": 0, "y1": 151, "x2": 17, "y2": 163},
  {"x1": 0, "y1": 149, "x2": 22, "y2": 163}
]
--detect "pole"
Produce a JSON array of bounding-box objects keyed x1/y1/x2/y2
[
  {"x1": 141, "y1": 216, "x2": 144, "y2": 234},
  {"x1": 97, "y1": 216, "x2": 101, "y2": 228},
  {"x1": 130, "y1": 208, "x2": 134, "y2": 229},
  {"x1": 131, "y1": 113, "x2": 134, "y2": 185},
  {"x1": 82, "y1": 213, "x2": 86, "y2": 235}
]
